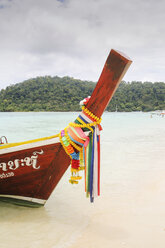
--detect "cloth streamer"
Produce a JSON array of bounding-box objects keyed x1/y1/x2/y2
[{"x1": 59, "y1": 102, "x2": 102, "y2": 202}]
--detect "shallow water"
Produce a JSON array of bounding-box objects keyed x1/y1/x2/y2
[{"x1": 0, "y1": 112, "x2": 165, "y2": 248}]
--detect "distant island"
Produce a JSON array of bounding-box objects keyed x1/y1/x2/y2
[{"x1": 0, "y1": 76, "x2": 164, "y2": 112}]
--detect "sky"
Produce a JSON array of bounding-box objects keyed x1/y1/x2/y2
[{"x1": 0, "y1": 0, "x2": 165, "y2": 89}]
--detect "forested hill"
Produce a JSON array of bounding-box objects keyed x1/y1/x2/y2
[{"x1": 0, "y1": 76, "x2": 165, "y2": 112}]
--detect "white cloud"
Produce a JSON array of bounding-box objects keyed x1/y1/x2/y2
[{"x1": 0, "y1": 0, "x2": 165, "y2": 89}]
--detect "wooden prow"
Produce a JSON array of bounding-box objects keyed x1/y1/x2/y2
[
  {"x1": 0, "y1": 49, "x2": 132, "y2": 205},
  {"x1": 86, "y1": 49, "x2": 132, "y2": 117},
  {"x1": 41, "y1": 49, "x2": 132, "y2": 199}
]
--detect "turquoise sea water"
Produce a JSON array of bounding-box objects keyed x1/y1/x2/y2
[{"x1": 0, "y1": 112, "x2": 165, "y2": 248}]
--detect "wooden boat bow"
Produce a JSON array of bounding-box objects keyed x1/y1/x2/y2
[
  {"x1": 86, "y1": 49, "x2": 132, "y2": 117},
  {"x1": 0, "y1": 49, "x2": 132, "y2": 207}
]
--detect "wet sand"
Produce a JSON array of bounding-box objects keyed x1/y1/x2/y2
[
  {"x1": 70, "y1": 168, "x2": 165, "y2": 248},
  {"x1": 69, "y1": 132, "x2": 165, "y2": 248}
]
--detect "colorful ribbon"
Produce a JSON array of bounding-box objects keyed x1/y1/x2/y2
[{"x1": 59, "y1": 100, "x2": 102, "y2": 202}]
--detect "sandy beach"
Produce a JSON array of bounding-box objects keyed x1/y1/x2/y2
[{"x1": 70, "y1": 170, "x2": 165, "y2": 248}]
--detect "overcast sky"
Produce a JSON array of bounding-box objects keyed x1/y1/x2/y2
[{"x1": 0, "y1": 0, "x2": 164, "y2": 89}]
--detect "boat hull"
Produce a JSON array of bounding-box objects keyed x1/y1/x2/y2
[
  {"x1": 0, "y1": 196, "x2": 45, "y2": 208},
  {"x1": 0, "y1": 138, "x2": 70, "y2": 207}
]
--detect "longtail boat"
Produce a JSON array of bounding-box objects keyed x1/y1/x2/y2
[{"x1": 0, "y1": 49, "x2": 132, "y2": 207}]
